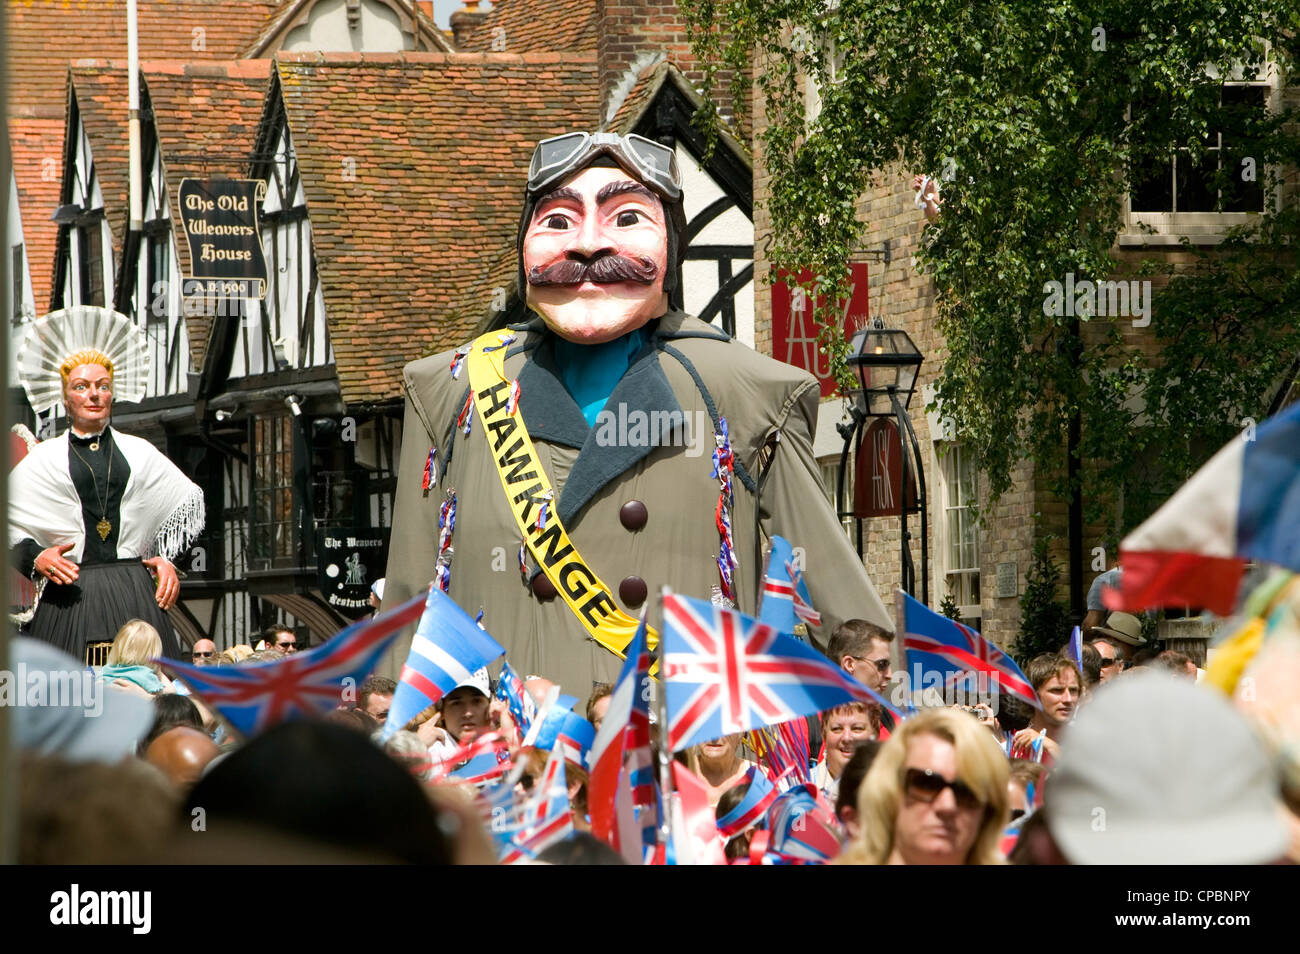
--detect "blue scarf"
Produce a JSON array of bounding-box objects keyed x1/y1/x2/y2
[
  {"x1": 552, "y1": 328, "x2": 648, "y2": 428},
  {"x1": 100, "y1": 663, "x2": 164, "y2": 694}
]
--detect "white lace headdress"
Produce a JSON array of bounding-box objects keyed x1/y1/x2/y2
[{"x1": 16, "y1": 306, "x2": 151, "y2": 413}]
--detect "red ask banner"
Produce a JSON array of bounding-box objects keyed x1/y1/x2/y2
[
  {"x1": 770, "y1": 264, "x2": 870, "y2": 398},
  {"x1": 853, "y1": 417, "x2": 918, "y2": 518}
]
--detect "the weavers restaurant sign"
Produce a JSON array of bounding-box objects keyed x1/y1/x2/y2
[
  {"x1": 177, "y1": 178, "x2": 268, "y2": 299},
  {"x1": 316, "y1": 529, "x2": 390, "y2": 619}
]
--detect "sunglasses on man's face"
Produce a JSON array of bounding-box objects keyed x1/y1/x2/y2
[
  {"x1": 192, "y1": 651, "x2": 214, "y2": 659},
  {"x1": 903, "y1": 768, "x2": 984, "y2": 811}
]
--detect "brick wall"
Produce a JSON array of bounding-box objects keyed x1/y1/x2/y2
[
  {"x1": 751, "y1": 66, "x2": 1298, "y2": 650},
  {"x1": 596, "y1": 0, "x2": 748, "y2": 130},
  {"x1": 751, "y1": 70, "x2": 1039, "y2": 649}
]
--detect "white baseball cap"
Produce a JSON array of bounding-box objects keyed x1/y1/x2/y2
[
  {"x1": 1047, "y1": 671, "x2": 1289, "y2": 864},
  {"x1": 447, "y1": 667, "x2": 491, "y2": 700}
]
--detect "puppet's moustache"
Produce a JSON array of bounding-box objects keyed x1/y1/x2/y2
[{"x1": 527, "y1": 254, "x2": 659, "y2": 286}]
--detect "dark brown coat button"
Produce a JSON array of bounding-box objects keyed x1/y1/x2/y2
[
  {"x1": 619, "y1": 500, "x2": 648, "y2": 531},
  {"x1": 619, "y1": 575, "x2": 648, "y2": 608},
  {"x1": 532, "y1": 574, "x2": 557, "y2": 601}
]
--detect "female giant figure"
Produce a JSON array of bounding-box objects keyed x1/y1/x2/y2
[{"x1": 9, "y1": 307, "x2": 204, "y2": 660}]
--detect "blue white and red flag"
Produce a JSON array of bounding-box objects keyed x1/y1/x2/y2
[
  {"x1": 715, "y1": 764, "x2": 779, "y2": 839},
  {"x1": 899, "y1": 591, "x2": 1041, "y2": 711},
  {"x1": 588, "y1": 613, "x2": 654, "y2": 847},
  {"x1": 1108, "y1": 401, "x2": 1300, "y2": 615},
  {"x1": 430, "y1": 731, "x2": 511, "y2": 785},
  {"x1": 663, "y1": 592, "x2": 901, "y2": 752},
  {"x1": 159, "y1": 590, "x2": 427, "y2": 738},
  {"x1": 527, "y1": 700, "x2": 595, "y2": 770},
  {"x1": 1066, "y1": 625, "x2": 1083, "y2": 668},
  {"x1": 383, "y1": 586, "x2": 506, "y2": 739}
]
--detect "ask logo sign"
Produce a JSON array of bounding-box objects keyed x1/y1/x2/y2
[{"x1": 50, "y1": 884, "x2": 151, "y2": 934}]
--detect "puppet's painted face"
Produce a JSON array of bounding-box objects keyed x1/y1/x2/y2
[
  {"x1": 523, "y1": 165, "x2": 669, "y2": 344},
  {"x1": 63, "y1": 362, "x2": 113, "y2": 434}
]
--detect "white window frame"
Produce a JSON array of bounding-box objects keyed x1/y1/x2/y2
[
  {"x1": 1121, "y1": 46, "x2": 1283, "y2": 246},
  {"x1": 932, "y1": 441, "x2": 981, "y2": 624}
]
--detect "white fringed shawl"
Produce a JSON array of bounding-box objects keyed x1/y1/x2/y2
[{"x1": 8, "y1": 428, "x2": 206, "y2": 564}]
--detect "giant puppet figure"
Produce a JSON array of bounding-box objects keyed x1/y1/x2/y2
[
  {"x1": 9, "y1": 307, "x2": 204, "y2": 660},
  {"x1": 381, "y1": 132, "x2": 891, "y2": 694}
]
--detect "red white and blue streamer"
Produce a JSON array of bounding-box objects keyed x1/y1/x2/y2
[
  {"x1": 711, "y1": 417, "x2": 738, "y2": 603},
  {"x1": 422, "y1": 445, "x2": 438, "y2": 491},
  {"x1": 435, "y1": 489, "x2": 457, "y2": 593}
]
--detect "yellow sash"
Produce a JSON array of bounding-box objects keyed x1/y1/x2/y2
[{"x1": 466, "y1": 330, "x2": 659, "y2": 659}]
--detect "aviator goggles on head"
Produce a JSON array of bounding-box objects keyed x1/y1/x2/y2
[{"x1": 527, "y1": 132, "x2": 682, "y2": 201}]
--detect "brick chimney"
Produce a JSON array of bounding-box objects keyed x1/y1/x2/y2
[
  {"x1": 596, "y1": 0, "x2": 746, "y2": 129},
  {"x1": 450, "y1": 0, "x2": 490, "y2": 49}
]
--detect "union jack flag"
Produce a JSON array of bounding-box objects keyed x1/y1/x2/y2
[
  {"x1": 159, "y1": 590, "x2": 428, "y2": 738},
  {"x1": 763, "y1": 783, "x2": 843, "y2": 864},
  {"x1": 899, "y1": 591, "x2": 1041, "y2": 710},
  {"x1": 497, "y1": 744, "x2": 573, "y2": 864},
  {"x1": 758, "y1": 535, "x2": 821, "y2": 633},
  {"x1": 663, "y1": 592, "x2": 902, "y2": 753},
  {"x1": 494, "y1": 661, "x2": 534, "y2": 742}
]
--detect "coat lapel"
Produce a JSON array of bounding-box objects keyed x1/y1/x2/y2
[
  {"x1": 505, "y1": 311, "x2": 724, "y2": 525},
  {"x1": 515, "y1": 338, "x2": 590, "y2": 450}
]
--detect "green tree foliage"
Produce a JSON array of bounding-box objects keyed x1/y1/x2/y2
[
  {"x1": 939, "y1": 588, "x2": 961, "y2": 620},
  {"x1": 681, "y1": 0, "x2": 1300, "y2": 531},
  {"x1": 1017, "y1": 537, "x2": 1071, "y2": 663}
]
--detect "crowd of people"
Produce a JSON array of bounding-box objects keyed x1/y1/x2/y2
[{"x1": 11, "y1": 568, "x2": 1300, "y2": 866}]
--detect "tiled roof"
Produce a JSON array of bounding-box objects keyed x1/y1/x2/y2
[
  {"x1": 605, "y1": 55, "x2": 668, "y2": 133},
  {"x1": 145, "y1": 61, "x2": 275, "y2": 372},
  {"x1": 459, "y1": 0, "x2": 598, "y2": 54},
  {"x1": 10, "y1": 118, "x2": 67, "y2": 312},
  {"x1": 7, "y1": 0, "x2": 278, "y2": 120},
  {"x1": 274, "y1": 51, "x2": 602, "y2": 402},
  {"x1": 8, "y1": 0, "x2": 275, "y2": 307},
  {"x1": 241, "y1": 0, "x2": 453, "y2": 57},
  {"x1": 66, "y1": 64, "x2": 132, "y2": 268},
  {"x1": 63, "y1": 61, "x2": 273, "y2": 369}
]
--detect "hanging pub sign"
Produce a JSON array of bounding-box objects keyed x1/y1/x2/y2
[
  {"x1": 853, "y1": 417, "x2": 918, "y2": 518},
  {"x1": 316, "y1": 528, "x2": 390, "y2": 619},
  {"x1": 177, "y1": 177, "x2": 268, "y2": 299},
  {"x1": 771, "y1": 264, "x2": 870, "y2": 398}
]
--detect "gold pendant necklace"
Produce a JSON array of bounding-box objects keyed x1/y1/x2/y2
[{"x1": 70, "y1": 433, "x2": 114, "y2": 541}]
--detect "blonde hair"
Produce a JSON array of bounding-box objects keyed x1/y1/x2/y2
[
  {"x1": 840, "y1": 708, "x2": 1009, "y2": 865},
  {"x1": 106, "y1": 619, "x2": 163, "y2": 668},
  {"x1": 59, "y1": 350, "x2": 115, "y2": 384},
  {"x1": 217, "y1": 644, "x2": 255, "y2": 665}
]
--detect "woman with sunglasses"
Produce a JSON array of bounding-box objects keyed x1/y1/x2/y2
[{"x1": 839, "y1": 708, "x2": 1010, "y2": 865}]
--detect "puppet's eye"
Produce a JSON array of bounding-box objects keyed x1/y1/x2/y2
[
  {"x1": 543, "y1": 213, "x2": 570, "y2": 229},
  {"x1": 616, "y1": 210, "x2": 641, "y2": 227}
]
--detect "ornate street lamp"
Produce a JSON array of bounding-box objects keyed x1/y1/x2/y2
[{"x1": 836, "y1": 319, "x2": 929, "y2": 602}]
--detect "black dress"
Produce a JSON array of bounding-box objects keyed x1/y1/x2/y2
[{"x1": 10, "y1": 427, "x2": 182, "y2": 660}]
